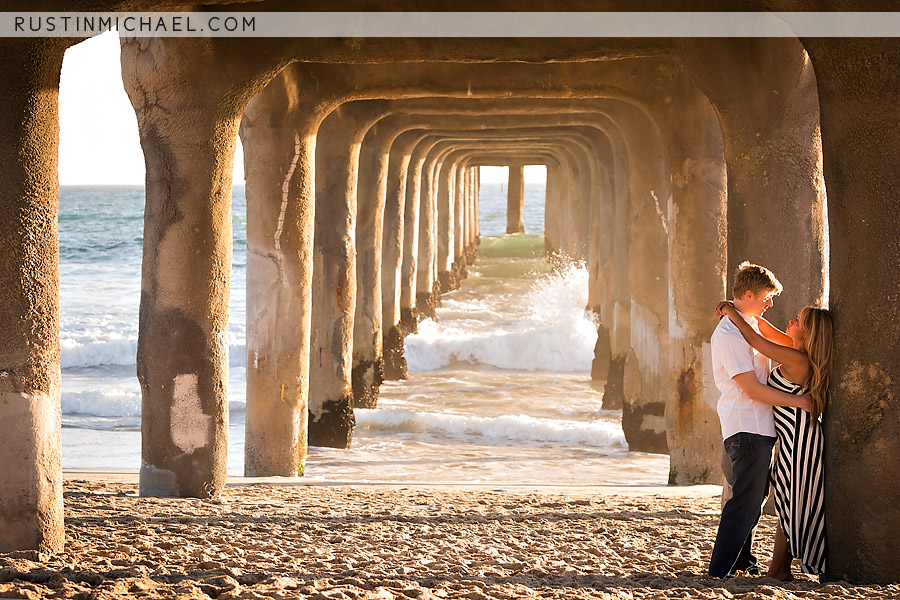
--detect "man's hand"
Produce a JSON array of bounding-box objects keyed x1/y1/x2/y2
[{"x1": 798, "y1": 395, "x2": 813, "y2": 413}]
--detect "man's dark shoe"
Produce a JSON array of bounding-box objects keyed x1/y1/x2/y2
[{"x1": 726, "y1": 564, "x2": 760, "y2": 577}]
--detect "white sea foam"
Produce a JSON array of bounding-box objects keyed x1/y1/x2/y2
[
  {"x1": 405, "y1": 263, "x2": 597, "y2": 372},
  {"x1": 60, "y1": 333, "x2": 248, "y2": 368},
  {"x1": 60, "y1": 334, "x2": 136, "y2": 368},
  {"x1": 355, "y1": 408, "x2": 625, "y2": 450},
  {"x1": 60, "y1": 389, "x2": 247, "y2": 418},
  {"x1": 61, "y1": 388, "x2": 141, "y2": 417}
]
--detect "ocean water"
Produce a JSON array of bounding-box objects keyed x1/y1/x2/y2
[{"x1": 59, "y1": 181, "x2": 668, "y2": 484}]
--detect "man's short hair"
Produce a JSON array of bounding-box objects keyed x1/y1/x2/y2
[{"x1": 732, "y1": 261, "x2": 783, "y2": 298}]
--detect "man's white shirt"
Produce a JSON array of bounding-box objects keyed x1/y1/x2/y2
[{"x1": 711, "y1": 311, "x2": 775, "y2": 440}]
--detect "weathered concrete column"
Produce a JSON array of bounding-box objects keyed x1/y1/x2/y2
[
  {"x1": 579, "y1": 125, "x2": 615, "y2": 315},
  {"x1": 465, "y1": 166, "x2": 479, "y2": 258},
  {"x1": 435, "y1": 149, "x2": 458, "y2": 292},
  {"x1": 453, "y1": 161, "x2": 468, "y2": 273},
  {"x1": 442, "y1": 152, "x2": 474, "y2": 289},
  {"x1": 415, "y1": 141, "x2": 444, "y2": 317},
  {"x1": 544, "y1": 162, "x2": 563, "y2": 255},
  {"x1": 556, "y1": 119, "x2": 663, "y2": 457},
  {"x1": 458, "y1": 163, "x2": 471, "y2": 262},
  {"x1": 678, "y1": 38, "x2": 826, "y2": 324},
  {"x1": 352, "y1": 115, "x2": 393, "y2": 409},
  {"x1": 122, "y1": 38, "x2": 244, "y2": 498},
  {"x1": 645, "y1": 64, "x2": 727, "y2": 484},
  {"x1": 603, "y1": 103, "x2": 668, "y2": 455},
  {"x1": 0, "y1": 39, "x2": 68, "y2": 554},
  {"x1": 572, "y1": 141, "x2": 596, "y2": 262},
  {"x1": 309, "y1": 100, "x2": 386, "y2": 448},
  {"x1": 355, "y1": 115, "x2": 448, "y2": 403},
  {"x1": 506, "y1": 161, "x2": 526, "y2": 234},
  {"x1": 805, "y1": 38, "x2": 900, "y2": 585},
  {"x1": 382, "y1": 131, "x2": 428, "y2": 380},
  {"x1": 239, "y1": 70, "x2": 315, "y2": 477},
  {"x1": 462, "y1": 166, "x2": 471, "y2": 255},
  {"x1": 399, "y1": 136, "x2": 435, "y2": 330},
  {"x1": 473, "y1": 166, "x2": 480, "y2": 242},
  {"x1": 557, "y1": 157, "x2": 583, "y2": 259}
]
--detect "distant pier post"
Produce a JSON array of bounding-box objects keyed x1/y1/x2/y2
[{"x1": 506, "y1": 161, "x2": 526, "y2": 234}]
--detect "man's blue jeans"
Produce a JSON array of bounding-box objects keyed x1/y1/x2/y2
[{"x1": 708, "y1": 432, "x2": 776, "y2": 577}]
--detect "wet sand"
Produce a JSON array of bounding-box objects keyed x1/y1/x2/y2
[{"x1": 1, "y1": 476, "x2": 896, "y2": 599}]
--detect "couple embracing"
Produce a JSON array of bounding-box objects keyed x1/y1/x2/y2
[{"x1": 708, "y1": 261, "x2": 833, "y2": 580}]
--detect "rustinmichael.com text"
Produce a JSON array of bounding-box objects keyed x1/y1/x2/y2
[{"x1": 14, "y1": 14, "x2": 256, "y2": 36}]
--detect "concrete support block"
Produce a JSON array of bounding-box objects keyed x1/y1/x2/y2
[
  {"x1": 351, "y1": 357, "x2": 384, "y2": 409},
  {"x1": 621, "y1": 350, "x2": 668, "y2": 454},
  {"x1": 382, "y1": 325, "x2": 409, "y2": 380}
]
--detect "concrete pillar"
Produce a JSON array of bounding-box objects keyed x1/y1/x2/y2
[
  {"x1": 586, "y1": 160, "x2": 612, "y2": 315},
  {"x1": 415, "y1": 142, "x2": 442, "y2": 317},
  {"x1": 562, "y1": 143, "x2": 594, "y2": 261},
  {"x1": 581, "y1": 126, "x2": 616, "y2": 316},
  {"x1": 352, "y1": 116, "x2": 393, "y2": 409},
  {"x1": 122, "y1": 38, "x2": 241, "y2": 498},
  {"x1": 473, "y1": 166, "x2": 480, "y2": 242},
  {"x1": 382, "y1": 131, "x2": 427, "y2": 380},
  {"x1": 552, "y1": 117, "x2": 665, "y2": 457},
  {"x1": 679, "y1": 39, "x2": 826, "y2": 325},
  {"x1": 574, "y1": 148, "x2": 594, "y2": 261},
  {"x1": 806, "y1": 38, "x2": 900, "y2": 584},
  {"x1": 309, "y1": 100, "x2": 386, "y2": 448},
  {"x1": 464, "y1": 166, "x2": 473, "y2": 254},
  {"x1": 507, "y1": 161, "x2": 526, "y2": 234},
  {"x1": 607, "y1": 102, "x2": 669, "y2": 455},
  {"x1": 435, "y1": 151, "x2": 458, "y2": 292},
  {"x1": 239, "y1": 70, "x2": 314, "y2": 477},
  {"x1": 558, "y1": 158, "x2": 583, "y2": 259},
  {"x1": 544, "y1": 163, "x2": 562, "y2": 255},
  {"x1": 399, "y1": 137, "x2": 433, "y2": 331},
  {"x1": 646, "y1": 64, "x2": 727, "y2": 484},
  {"x1": 466, "y1": 166, "x2": 478, "y2": 258},
  {"x1": 0, "y1": 39, "x2": 68, "y2": 553},
  {"x1": 453, "y1": 161, "x2": 468, "y2": 273},
  {"x1": 459, "y1": 164, "x2": 470, "y2": 262},
  {"x1": 432, "y1": 148, "x2": 474, "y2": 292}
]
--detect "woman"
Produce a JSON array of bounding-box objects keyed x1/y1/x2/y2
[{"x1": 716, "y1": 301, "x2": 833, "y2": 580}]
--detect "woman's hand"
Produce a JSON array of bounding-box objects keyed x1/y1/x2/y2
[{"x1": 715, "y1": 300, "x2": 735, "y2": 320}]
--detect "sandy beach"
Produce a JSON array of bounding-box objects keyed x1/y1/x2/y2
[{"x1": 0, "y1": 474, "x2": 895, "y2": 600}]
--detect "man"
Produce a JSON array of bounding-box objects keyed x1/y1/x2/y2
[{"x1": 708, "y1": 261, "x2": 783, "y2": 577}]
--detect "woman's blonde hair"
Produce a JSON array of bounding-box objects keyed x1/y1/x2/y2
[{"x1": 800, "y1": 306, "x2": 834, "y2": 421}]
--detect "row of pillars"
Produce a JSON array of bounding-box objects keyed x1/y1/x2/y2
[{"x1": 1, "y1": 30, "x2": 899, "y2": 584}]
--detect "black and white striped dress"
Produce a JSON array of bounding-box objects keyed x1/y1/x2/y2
[{"x1": 769, "y1": 366, "x2": 827, "y2": 574}]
